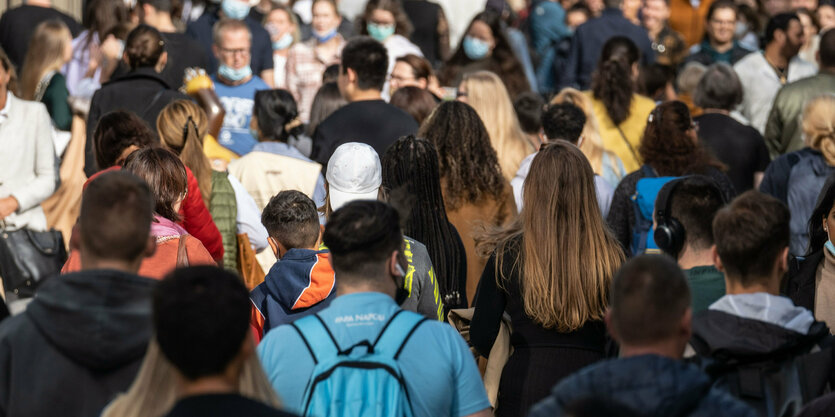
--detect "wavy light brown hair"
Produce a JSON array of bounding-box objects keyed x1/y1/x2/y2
[
  {"x1": 803, "y1": 94, "x2": 835, "y2": 166},
  {"x1": 157, "y1": 100, "x2": 213, "y2": 208},
  {"x1": 639, "y1": 100, "x2": 723, "y2": 176},
  {"x1": 483, "y1": 142, "x2": 624, "y2": 331},
  {"x1": 19, "y1": 20, "x2": 71, "y2": 101}
]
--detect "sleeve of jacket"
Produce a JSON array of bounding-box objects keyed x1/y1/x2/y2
[
  {"x1": 10, "y1": 104, "x2": 55, "y2": 212},
  {"x1": 408, "y1": 239, "x2": 444, "y2": 321},
  {"x1": 180, "y1": 167, "x2": 224, "y2": 261},
  {"x1": 469, "y1": 253, "x2": 507, "y2": 358},
  {"x1": 764, "y1": 90, "x2": 786, "y2": 159}
]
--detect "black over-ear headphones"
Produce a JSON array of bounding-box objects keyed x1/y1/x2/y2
[{"x1": 654, "y1": 175, "x2": 726, "y2": 258}]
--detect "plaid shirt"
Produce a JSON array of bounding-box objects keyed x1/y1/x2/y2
[{"x1": 285, "y1": 36, "x2": 345, "y2": 122}]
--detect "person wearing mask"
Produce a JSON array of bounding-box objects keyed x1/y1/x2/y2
[
  {"x1": 559, "y1": 0, "x2": 655, "y2": 91},
  {"x1": 402, "y1": 0, "x2": 450, "y2": 67},
  {"x1": 642, "y1": 0, "x2": 687, "y2": 67},
  {"x1": 86, "y1": 24, "x2": 190, "y2": 176},
  {"x1": 586, "y1": 36, "x2": 656, "y2": 173},
  {"x1": 0, "y1": 0, "x2": 81, "y2": 69},
  {"x1": 528, "y1": 255, "x2": 757, "y2": 417},
  {"x1": 264, "y1": 5, "x2": 299, "y2": 89},
  {"x1": 310, "y1": 37, "x2": 418, "y2": 170},
  {"x1": 258, "y1": 200, "x2": 492, "y2": 417},
  {"x1": 356, "y1": 0, "x2": 423, "y2": 81},
  {"x1": 654, "y1": 177, "x2": 728, "y2": 313},
  {"x1": 765, "y1": 29, "x2": 835, "y2": 158},
  {"x1": 137, "y1": 0, "x2": 209, "y2": 90},
  {"x1": 286, "y1": 0, "x2": 345, "y2": 122},
  {"x1": 819, "y1": 0, "x2": 835, "y2": 30},
  {"x1": 186, "y1": 0, "x2": 273, "y2": 85},
  {"x1": 0, "y1": 171, "x2": 157, "y2": 417},
  {"x1": 735, "y1": 12, "x2": 816, "y2": 134},
  {"x1": 419, "y1": 101, "x2": 516, "y2": 306},
  {"x1": 472, "y1": 141, "x2": 624, "y2": 417},
  {"x1": 211, "y1": 19, "x2": 270, "y2": 157},
  {"x1": 438, "y1": 11, "x2": 530, "y2": 100},
  {"x1": 685, "y1": 1, "x2": 753, "y2": 66},
  {"x1": 694, "y1": 63, "x2": 770, "y2": 192}
]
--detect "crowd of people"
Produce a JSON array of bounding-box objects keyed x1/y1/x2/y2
[{"x1": 4, "y1": 0, "x2": 835, "y2": 415}]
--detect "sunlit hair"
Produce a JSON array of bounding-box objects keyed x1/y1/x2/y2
[
  {"x1": 157, "y1": 100, "x2": 213, "y2": 208},
  {"x1": 803, "y1": 94, "x2": 835, "y2": 166},
  {"x1": 480, "y1": 141, "x2": 624, "y2": 331},
  {"x1": 551, "y1": 88, "x2": 622, "y2": 182},
  {"x1": 19, "y1": 20, "x2": 71, "y2": 100},
  {"x1": 639, "y1": 100, "x2": 723, "y2": 176},
  {"x1": 100, "y1": 339, "x2": 281, "y2": 417},
  {"x1": 460, "y1": 71, "x2": 534, "y2": 181}
]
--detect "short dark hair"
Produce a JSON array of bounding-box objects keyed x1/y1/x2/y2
[
  {"x1": 693, "y1": 63, "x2": 743, "y2": 111},
  {"x1": 154, "y1": 266, "x2": 251, "y2": 380},
  {"x1": 125, "y1": 24, "x2": 165, "y2": 70},
  {"x1": 341, "y1": 37, "x2": 388, "y2": 91},
  {"x1": 253, "y1": 89, "x2": 301, "y2": 142},
  {"x1": 513, "y1": 92, "x2": 545, "y2": 135},
  {"x1": 323, "y1": 201, "x2": 402, "y2": 282},
  {"x1": 123, "y1": 147, "x2": 188, "y2": 222},
  {"x1": 638, "y1": 63, "x2": 674, "y2": 100},
  {"x1": 94, "y1": 111, "x2": 156, "y2": 170},
  {"x1": 819, "y1": 28, "x2": 835, "y2": 68},
  {"x1": 261, "y1": 190, "x2": 320, "y2": 250},
  {"x1": 610, "y1": 255, "x2": 690, "y2": 345},
  {"x1": 322, "y1": 63, "x2": 340, "y2": 84},
  {"x1": 713, "y1": 191, "x2": 790, "y2": 286},
  {"x1": 138, "y1": 0, "x2": 172, "y2": 13},
  {"x1": 541, "y1": 103, "x2": 586, "y2": 143},
  {"x1": 389, "y1": 86, "x2": 438, "y2": 125},
  {"x1": 706, "y1": 0, "x2": 737, "y2": 21},
  {"x1": 80, "y1": 171, "x2": 154, "y2": 262},
  {"x1": 765, "y1": 13, "x2": 799, "y2": 45},
  {"x1": 668, "y1": 177, "x2": 726, "y2": 250}
]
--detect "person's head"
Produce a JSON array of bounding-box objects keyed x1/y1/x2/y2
[
  {"x1": 138, "y1": 0, "x2": 173, "y2": 27},
  {"x1": 541, "y1": 102, "x2": 586, "y2": 144},
  {"x1": 765, "y1": 12, "x2": 805, "y2": 57},
  {"x1": 819, "y1": 27, "x2": 835, "y2": 68},
  {"x1": 83, "y1": 0, "x2": 129, "y2": 44},
  {"x1": 640, "y1": 101, "x2": 718, "y2": 176},
  {"x1": 389, "y1": 86, "x2": 437, "y2": 125},
  {"x1": 323, "y1": 200, "x2": 404, "y2": 295},
  {"x1": 591, "y1": 36, "x2": 641, "y2": 126},
  {"x1": 123, "y1": 24, "x2": 167, "y2": 72},
  {"x1": 325, "y1": 142, "x2": 382, "y2": 215},
  {"x1": 705, "y1": 1, "x2": 738, "y2": 46},
  {"x1": 802, "y1": 94, "x2": 835, "y2": 166},
  {"x1": 261, "y1": 190, "x2": 321, "y2": 258},
  {"x1": 459, "y1": 11, "x2": 505, "y2": 61},
  {"x1": 796, "y1": 8, "x2": 820, "y2": 47},
  {"x1": 638, "y1": 63, "x2": 676, "y2": 102},
  {"x1": 359, "y1": 0, "x2": 412, "y2": 43},
  {"x1": 622, "y1": 0, "x2": 642, "y2": 22},
  {"x1": 307, "y1": 82, "x2": 347, "y2": 137},
  {"x1": 322, "y1": 63, "x2": 340, "y2": 83},
  {"x1": 19, "y1": 20, "x2": 72, "y2": 101},
  {"x1": 566, "y1": 3, "x2": 592, "y2": 28},
  {"x1": 819, "y1": 1, "x2": 835, "y2": 30},
  {"x1": 154, "y1": 266, "x2": 253, "y2": 384},
  {"x1": 654, "y1": 176, "x2": 726, "y2": 259},
  {"x1": 212, "y1": 19, "x2": 252, "y2": 84},
  {"x1": 73, "y1": 171, "x2": 156, "y2": 271},
  {"x1": 338, "y1": 36, "x2": 388, "y2": 99},
  {"x1": 807, "y1": 172, "x2": 835, "y2": 255},
  {"x1": 94, "y1": 111, "x2": 156, "y2": 170},
  {"x1": 607, "y1": 255, "x2": 691, "y2": 357},
  {"x1": 792, "y1": 0, "x2": 817, "y2": 12},
  {"x1": 713, "y1": 191, "x2": 790, "y2": 292},
  {"x1": 265, "y1": 5, "x2": 300, "y2": 51},
  {"x1": 123, "y1": 147, "x2": 188, "y2": 222},
  {"x1": 693, "y1": 63, "x2": 743, "y2": 111},
  {"x1": 251, "y1": 89, "x2": 302, "y2": 142},
  {"x1": 156, "y1": 100, "x2": 212, "y2": 207},
  {"x1": 417, "y1": 101, "x2": 505, "y2": 210},
  {"x1": 642, "y1": 0, "x2": 671, "y2": 32},
  {"x1": 0, "y1": 47, "x2": 16, "y2": 96},
  {"x1": 311, "y1": 0, "x2": 342, "y2": 42},
  {"x1": 677, "y1": 62, "x2": 707, "y2": 96},
  {"x1": 513, "y1": 92, "x2": 545, "y2": 137},
  {"x1": 390, "y1": 54, "x2": 434, "y2": 92}
]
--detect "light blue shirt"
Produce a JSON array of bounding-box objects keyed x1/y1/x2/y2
[
  {"x1": 257, "y1": 292, "x2": 491, "y2": 417},
  {"x1": 251, "y1": 141, "x2": 327, "y2": 211},
  {"x1": 211, "y1": 75, "x2": 270, "y2": 155}
]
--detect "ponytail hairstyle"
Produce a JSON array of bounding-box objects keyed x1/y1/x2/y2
[
  {"x1": 591, "y1": 36, "x2": 640, "y2": 126},
  {"x1": 639, "y1": 100, "x2": 723, "y2": 176},
  {"x1": 803, "y1": 94, "x2": 835, "y2": 166},
  {"x1": 156, "y1": 100, "x2": 213, "y2": 207},
  {"x1": 253, "y1": 89, "x2": 304, "y2": 142},
  {"x1": 125, "y1": 24, "x2": 166, "y2": 70}
]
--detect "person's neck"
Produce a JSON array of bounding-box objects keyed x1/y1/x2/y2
[
  {"x1": 764, "y1": 43, "x2": 789, "y2": 69},
  {"x1": 724, "y1": 274, "x2": 781, "y2": 295},
  {"x1": 178, "y1": 375, "x2": 238, "y2": 398},
  {"x1": 347, "y1": 89, "x2": 382, "y2": 102},
  {"x1": 335, "y1": 275, "x2": 396, "y2": 298},
  {"x1": 0, "y1": 88, "x2": 8, "y2": 111},
  {"x1": 677, "y1": 246, "x2": 716, "y2": 270},
  {"x1": 702, "y1": 108, "x2": 729, "y2": 115},
  {"x1": 25, "y1": 0, "x2": 51, "y2": 7},
  {"x1": 619, "y1": 339, "x2": 683, "y2": 360},
  {"x1": 711, "y1": 39, "x2": 733, "y2": 53},
  {"x1": 79, "y1": 255, "x2": 142, "y2": 274},
  {"x1": 218, "y1": 74, "x2": 252, "y2": 87},
  {"x1": 150, "y1": 14, "x2": 177, "y2": 33}
]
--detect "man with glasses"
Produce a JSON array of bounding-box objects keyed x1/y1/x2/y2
[
  {"x1": 684, "y1": 0, "x2": 753, "y2": 66},
  {"x1": 212, "y1": 19, "x2": 270, "y2": 157}
]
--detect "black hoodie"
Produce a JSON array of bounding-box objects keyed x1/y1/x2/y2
[{"x1": 0, "y1": 269, "x2": 154, "y2": 417}]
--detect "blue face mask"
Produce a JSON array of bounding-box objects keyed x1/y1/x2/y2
[
  {"x1": 312, "y1": 28, "x2": 338, "y2": 43},
  {"x1": 272, "y1": 32, "x2": 293, "y2": 50},
  {"x1": 221, "y1": 0, "x2": 251, "y2": 20},
  {"x1": 463, "y1": 36, "x2": 490, "y2": 60},
  {"x1": 218, "y1": 64, "x2": 252, "y2": 82},
  {"x1": 367, "y1": 23, "x2": 395, "y2": 42}
]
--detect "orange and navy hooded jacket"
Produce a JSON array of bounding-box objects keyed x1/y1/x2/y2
[{"x1": 250, "y1": 249, "x2": 336, "y2": 343}]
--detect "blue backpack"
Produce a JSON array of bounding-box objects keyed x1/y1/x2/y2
[
  {"x1": 290, "y1": 310, "x2": 428, "y2": 417},
  {"x1": 630, "y1": 165, "x2": 680, "y2": 257}
]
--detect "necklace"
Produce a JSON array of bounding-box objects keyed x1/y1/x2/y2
[{"x1": 764, "y1": 53, "x2": 789, "y2": 84}]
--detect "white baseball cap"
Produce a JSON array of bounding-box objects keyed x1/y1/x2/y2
[{"x1": 326, "y1": 142, "x2": 382, "y2": 211}]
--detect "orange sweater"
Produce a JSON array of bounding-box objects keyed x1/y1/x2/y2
[{"x1": 669, "y1": 0, "x2": 714, "y2": 47}]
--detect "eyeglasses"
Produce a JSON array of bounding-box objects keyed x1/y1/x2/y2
[
  {"x1": 456, "y1": 90, "x2": 467, "y2": 98},
  {"x1": 218, "y1": 47, "x2": 250, "y2": 57},
  {"x1": 388, "y1": 74, "x2": 415, "y2": 83}
]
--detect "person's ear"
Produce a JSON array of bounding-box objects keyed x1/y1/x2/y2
[
  {"x1": 778, "y1": 246, "x2": 790, "y2": 275},
  {"x1": 212, "y1": 44, "x2": 220, "y2": 60},
  {"x1": 389, "y1": 250, "x2": 401, "y2": 277},
  {"x1": 143, "y1": 235, "x2": 157, "y2": 259},
  {"x1": 268, "y1": 237, "x2": 279, "y2": 257},
  {"x1": 69, "y1": 223, "x2": 81, "y2": 252},
  {"x1": 680, "y1": 307, "x2": 692, "y2": 341},
  {"x1": 316, "y1": 224, "x2": 324, "y2": 248},
  {"x1": 576, "y1": 134, "x2": 584, "y2": 148},
  {"x1": 122, "y1": 51, "x2": 130, "y2": 67},
  {"x1": 156, "y1": 51, "x2": 168, "y2": 72},
  {"x1": 711, "y1": 244, "x2": 724, "y2": 272},
  {"x1": 347, "y1": 67, "x2": 358, "y2": 85}
]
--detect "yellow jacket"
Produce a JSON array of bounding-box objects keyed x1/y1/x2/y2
[{"x1": 586, "y1": 92, "x2": 655, "y2": 173}]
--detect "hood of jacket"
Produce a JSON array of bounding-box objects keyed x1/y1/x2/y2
[
  {"x1": 25, "y1": 269, "x2": 155, "y2": 371},
  {"x1": 265, "y1": 248, "x2": 335, "y2": 310}
]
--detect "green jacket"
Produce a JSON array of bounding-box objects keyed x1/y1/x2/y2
[
  {"x1": 684, "y1": 265, "x2": 726, "y2": 314},
  {"x1": 764, "y1": 72, "x2": 835, "y2": 159},
  {"x1": 210, "y1": 171, "x2": 238, "y2": 271}
]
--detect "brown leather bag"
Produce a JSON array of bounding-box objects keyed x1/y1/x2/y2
[
  {"x1": 176, "y1": 236, "x2": 189, "y2": 268},
  {"x1": 236, "y1": 233, "x2": 265, "y2": 290}
]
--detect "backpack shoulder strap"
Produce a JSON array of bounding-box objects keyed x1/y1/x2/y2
[
  {"x1": 373, "y1": 310, "x2": 428, "y2": 360},
  {"x1": 291, "y1": 314, "x2": 340, "y2": 364}
]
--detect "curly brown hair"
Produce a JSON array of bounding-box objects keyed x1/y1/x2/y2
[{"x1": 418, "y1": 101, "x2": 505, "y2": 210}]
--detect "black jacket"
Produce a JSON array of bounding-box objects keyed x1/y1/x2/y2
[
  {"x1": 0, "y1": 269, "x2": 154, "y2": 417},
  {"x1": 85, "y1": 68, "x2": 191, "y2": 176},
  {"x1": 785, "y1": 250, "x2": 825, "y2": 311}
]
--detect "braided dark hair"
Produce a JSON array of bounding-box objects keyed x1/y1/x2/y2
[
  {"x1": 591, "y1": 36, "x2": 640, "y2": 126},
  {"x1": 382, "y1": 135, "x2": 467, "y2": 309}
]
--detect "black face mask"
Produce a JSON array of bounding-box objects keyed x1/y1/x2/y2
[{"x1": 392, "y1": 252, "x2": 409, "y2": 306}]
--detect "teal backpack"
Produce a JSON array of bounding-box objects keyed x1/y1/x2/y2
[{"x1": 289, "y1": 310, "x2": 428, "y2": 417}]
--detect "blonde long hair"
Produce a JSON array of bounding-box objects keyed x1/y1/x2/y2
[
  {"x1": 101, "y1": 339, "x2": 281, "y2": 417},
  {"x1": 157, "y1": 100, "x2": 214, "y2": 207},
  {"x1": 804, "y1": 94, "x2": 835, "y2": 166},
  {"x1": 460, "y1": 71, "x2": 534, "y2": 181},
  {"x1": 19, "y1": 20, "x2": 71, "y2": 100},
  {"x1": 482, "y1": 142, "x2": 624, "y2": 332},
  {"x1": 551, "y1": 88, "x2": 622, "y2": 183}
]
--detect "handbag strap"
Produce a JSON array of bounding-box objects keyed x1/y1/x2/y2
[
  {"x1": 616, "y1": 125, "x2": 640, "y2": 164},
  {"x1": 176, "y1": 236, "x2": 189, "y2": 268}
]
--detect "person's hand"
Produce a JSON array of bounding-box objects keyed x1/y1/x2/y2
[
  {"x1": 100, "y1": 35, "x2": 124, "y2": 62},
  {"x1": 0, "y1": 196, "x2": 19, "y2": 220}
]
